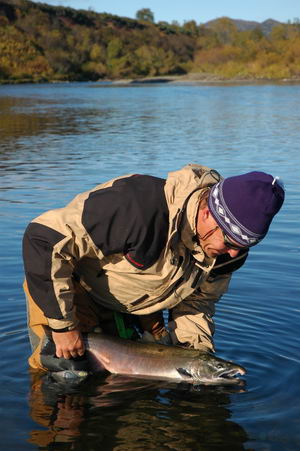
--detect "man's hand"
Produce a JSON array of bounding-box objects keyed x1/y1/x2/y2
[
  {"x1": 140, "y1": 330, "x2": 172, "y2": 345},
  {"x1": 52, "y1": 328, "x2": 85, "y2": 359}
]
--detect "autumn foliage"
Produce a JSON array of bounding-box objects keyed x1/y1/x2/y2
[
  {"x1": 0, "y1": 1, "x2": 299, "y2": 83},
  {"x1": 192, "y1": 18, "x2": 300, "y2": 79}
]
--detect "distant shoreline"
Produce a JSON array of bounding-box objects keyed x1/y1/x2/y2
[
  {"x1": 109, "y1": 73, "x2": 300, "y2": 86},
  {"x1": 2, "y1": 73, "x2": 300, "y2": 86}
]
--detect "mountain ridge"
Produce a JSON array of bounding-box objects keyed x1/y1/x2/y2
[{"x1": 204, "y1": 17, "x2": 283, "y2": 34}]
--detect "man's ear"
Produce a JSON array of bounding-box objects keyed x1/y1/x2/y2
[{"x1": 199, "y1": 206, "x2": 211, "y2": 223}]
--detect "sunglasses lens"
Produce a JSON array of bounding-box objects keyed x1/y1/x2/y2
[{"x1": 223, "y1": 233, "x2": 245, "y2": 250}]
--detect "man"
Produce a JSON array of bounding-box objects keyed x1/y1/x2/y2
[{"x1": 23, "y1": 164, "x2": 284, "y2": 373}]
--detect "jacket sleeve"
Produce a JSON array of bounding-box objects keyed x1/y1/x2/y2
[
  {"x1": 23, "y1": 220, "x2": 96, "y2": 331},
  {"x1": 168, "y1": 273, "x2": 231, "y2": 351},
  {"x1": 169, "y1": 249, "x2": 249, "y2": 351}
]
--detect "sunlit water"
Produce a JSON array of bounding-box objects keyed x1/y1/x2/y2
[{"x1": 0, "y1": 81, "x2": 299, "y2": 450}]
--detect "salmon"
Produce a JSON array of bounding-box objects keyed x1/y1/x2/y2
[{"x1": 83, "y1": 333, "x2": 246, "y2": 385}]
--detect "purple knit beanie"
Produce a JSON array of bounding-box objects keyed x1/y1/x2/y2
[{"x1": 208, "y1": 171, "x2": 285, "y2": 247}]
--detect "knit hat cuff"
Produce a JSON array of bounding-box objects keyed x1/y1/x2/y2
[{"x1": 208, "y1": 180, "x2": 264, "y2": 247}]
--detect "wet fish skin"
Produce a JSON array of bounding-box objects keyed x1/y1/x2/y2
[{"x1": 84, "y1": 333, "x2": 246, "y2": 385}]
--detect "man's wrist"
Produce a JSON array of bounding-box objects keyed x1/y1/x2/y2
[{"x1": 47, "y1": 311, "x2": 79, "y2": 332}]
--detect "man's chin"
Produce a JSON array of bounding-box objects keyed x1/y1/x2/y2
[{"x1": 205, "y1": 250, "x2": 223, "y2": 258}]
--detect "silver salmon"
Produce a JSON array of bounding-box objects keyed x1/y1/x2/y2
[{"x1": 83, "y1": 333, "x2": 246, "y2": 385}]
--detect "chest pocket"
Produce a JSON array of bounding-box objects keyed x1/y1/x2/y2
[{"x1": 129, "y1": 252, "x2": 201, "y2": 309}]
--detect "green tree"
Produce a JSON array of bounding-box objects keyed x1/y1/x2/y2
[
  {"x1": 90, "y1": 43, "x2": 103, "y2": 61},
  {"x1": 271, "y1": 24, "x2": 288, "y2": 41},
  {"x1": 136, "y1": 8, "x2": 154, "y2": 23},
  {"x1": 182, "y1": 20, "x2": 199, "y2": 36},
  {"x1": 107, "y1": 38, "x2": 123, "y2": 60},
  {"x1": 208, "y1": 18, "x2": 238, "y2": 45}
]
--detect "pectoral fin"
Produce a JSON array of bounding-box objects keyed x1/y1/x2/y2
[{"x1": 176, "y1": 367, "x2": 193, "y2": 378}]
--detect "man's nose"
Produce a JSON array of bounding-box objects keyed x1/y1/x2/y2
[{"x1": 227, "y1": 249, "x2": 240, "y2": 258}]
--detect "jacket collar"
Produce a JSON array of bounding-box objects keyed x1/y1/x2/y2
[{"x1": 164, "y1": 164, "x2": 222, "y2": 267}]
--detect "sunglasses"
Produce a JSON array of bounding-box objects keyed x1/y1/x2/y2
[
  {"x1": 220, "y1": 229, "x2": 248, "y2": 251},
  {"x1": 198, "y1": 225, "x2": 248, "y2": 251}
]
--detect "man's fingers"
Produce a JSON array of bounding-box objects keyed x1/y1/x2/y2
[
  {"x1": 70, "y1": 348, "x2": 85, "y2": 358},
  {"x1": 52, "y1": 329, "x2": 85, "y2": 359},
  {"x1": 59, "y1": 349, "x2": 71, "y2": 359},
  {"x1": 55, "y1": 348, "x2": 63, "y2": 358},
  {"x1": 57, "y1": 348, "x2": 85, "y2": 359},
  {"x1": 55, "y1": 348, "x2": 72, "y2": 359}
]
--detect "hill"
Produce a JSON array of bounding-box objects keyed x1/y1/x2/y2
[
  {"x1": 204, "y1": 17, "x2": 282, "y2": 35},
  {"x1": 0, "y1": 0, "x2": 197, "y2": 82},
  {"x1": 0, "y1": 1, "x2": 300, "y2": 83}
]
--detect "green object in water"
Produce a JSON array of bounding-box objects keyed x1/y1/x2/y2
[{"x1": 113, "y1": 312, "x2": 135, "y2": 339}]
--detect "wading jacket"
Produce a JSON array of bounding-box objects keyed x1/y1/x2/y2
[{"x1": 23, "y1": 164, "x2": 248, "y2": 350}]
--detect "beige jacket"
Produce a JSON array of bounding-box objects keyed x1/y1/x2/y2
[{"x1": 23, "y1": 164, "x2": 248, "y2": 350}]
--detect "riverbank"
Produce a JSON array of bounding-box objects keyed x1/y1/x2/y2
[
  {"x1": 1, "y1": 73, "x2": 300, "y2": 86},
  {"x1": 110, "y1": 73, "x2": 300, "y2": 86}
]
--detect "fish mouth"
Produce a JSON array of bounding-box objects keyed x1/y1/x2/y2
[
  {"x1": 216, "y1": 366, "x2": 246, "y2": 380},
  {"x1": 194, "y1": 365, "x2": 247, "y2": 386}
]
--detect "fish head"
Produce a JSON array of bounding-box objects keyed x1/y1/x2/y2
[{"x1": 191, "y1": 353, "x2": 246, "y2": 385}]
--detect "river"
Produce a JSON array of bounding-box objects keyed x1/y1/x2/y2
[{"x1": 0, "y1": 81, "x2": 299, "y2": 450}]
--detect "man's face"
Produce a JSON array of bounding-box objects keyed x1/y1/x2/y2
[{"x1": 196, "y1": 207, "x2": 248, "y2": 259}]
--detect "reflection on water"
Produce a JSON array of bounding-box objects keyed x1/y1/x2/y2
[
  {"x1": 0, "y1": 97, "x2": 52, "y2": 141},
  {"x1": 28, "y1": 372, "x2": 248, "y2": 450},
  {"x1": 0, "y1": 95, "x2": 112, "y2": 143},
  {"x1": 0, "y1": 81, "x2": 299, "y2": 450}
]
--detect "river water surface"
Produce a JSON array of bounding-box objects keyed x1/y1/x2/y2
[{"x1": 0, "y1": 81, "x2": 299, "y2": 450}]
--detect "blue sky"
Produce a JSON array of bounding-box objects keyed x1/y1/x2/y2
[{"x1": 33, "y1": 0, "x2": 299, "y2": 24}]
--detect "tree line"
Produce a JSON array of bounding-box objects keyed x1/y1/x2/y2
[{"x1": 0, "y1": 0, "x2": 300, "y2": 83}]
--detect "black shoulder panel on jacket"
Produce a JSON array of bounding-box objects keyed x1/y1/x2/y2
[
  {"x1": 210, "y1": 249, "x2": 249, "y2": 277},
  {"x1": 82, "y1": 175, "x2": 169, "y2": 270},
  {"x1": 23, "y1": 222, "x2": 66, "y2": 319}
]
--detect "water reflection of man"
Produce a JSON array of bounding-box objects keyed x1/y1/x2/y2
[
  {"x1": 23, "y1": 164, "x2": 284, "y2": 377},
  {"x1": 28, "y1": 372, "x2": 249, "y2": 450},
  {"x1": 28, "y1": 372, "x2": 86, "y2": 448}
]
